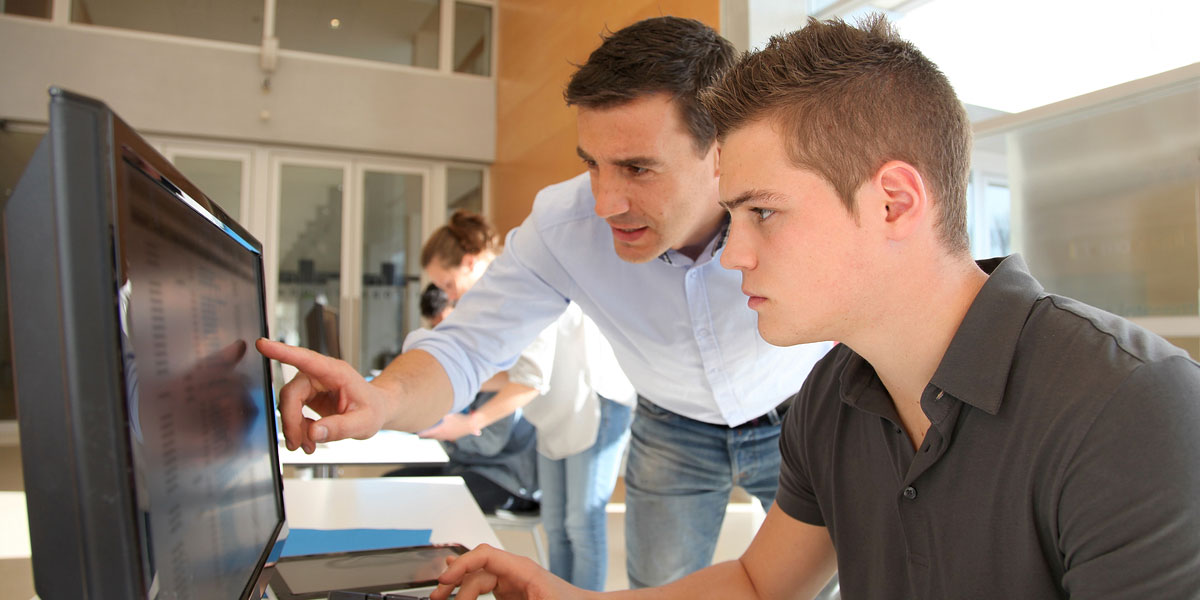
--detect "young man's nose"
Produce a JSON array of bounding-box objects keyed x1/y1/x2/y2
[{"x1": 720, "y1": 227, "x2": 756, "y2": 271}]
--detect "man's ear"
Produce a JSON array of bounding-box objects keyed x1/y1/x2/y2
[
  {"x1": 875, "y1": 160, "x2": 928, "y2": 241},
  {"x1": 713, "y1": 144, "x2": 721, "y2": 178},
  {"x1": 461, "y1": 253, "x2": 477, "y2": 271}
]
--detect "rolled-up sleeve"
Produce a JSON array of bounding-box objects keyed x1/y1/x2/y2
[{"x1": 403, "y1": 220, "x2": 570, "y2": 413}]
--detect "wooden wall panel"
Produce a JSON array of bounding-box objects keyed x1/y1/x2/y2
[{"x1": 492, "y1": 1, "x2": 721, "y2": 235}]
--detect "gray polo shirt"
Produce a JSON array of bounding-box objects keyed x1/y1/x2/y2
[{"x1": 777, "y1": 254, "x2": 1200, "y2": 599}]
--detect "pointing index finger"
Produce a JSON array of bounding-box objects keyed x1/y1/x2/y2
[{"x1": 256, "y1": 338, "x2": 347, "y2": 385}]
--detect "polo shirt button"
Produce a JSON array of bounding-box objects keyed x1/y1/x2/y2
[{"x1": 903, "y1": 486, "x2": 918, "y2": 500}]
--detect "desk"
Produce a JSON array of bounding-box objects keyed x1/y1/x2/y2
[
  {"x1": 0, "y1": 491, "x2": 34, "y2": 600},
  {"x1": 0, "y1": 422, "x2": 19, "y2": 447},
  {"x1": 282, "y1": 477, "x2": 500, "y2": 549},
  {"x1": 280, "y1": 430, "x2": 449, "y2": 478},
  {"x1": 0, "y1": 492, "x2": 30, "y2": 560},
  {"x1": 9, "y1": 479, "x2": 498, "y2": 600}
]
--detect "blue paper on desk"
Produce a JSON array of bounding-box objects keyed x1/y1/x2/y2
[{"x1": 280, "y1": 528, "x2": 433, "y2": 557}]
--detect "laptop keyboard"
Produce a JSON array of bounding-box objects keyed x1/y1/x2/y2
[{"x1": 328, "y1": 592, "x2": 431, "y2": 600}]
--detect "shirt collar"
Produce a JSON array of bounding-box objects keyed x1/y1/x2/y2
[
  {"x1": 929, "y1": 254, "x2": 1044, "y2": 415},
  {"x1": 711, "y1": 216, "x2": 730, "y2": 256},
  {"x1": 656, "y1": 214, "x2": 731, "y2": 265}
]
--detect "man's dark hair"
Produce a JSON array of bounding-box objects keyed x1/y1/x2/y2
[
  {"x1": 565, "y1": 16, "x2": 736, "y2": 155},
  {"x1": 702, "y1": 14, "x2": 972, "y2": 254},
  {"x1": 419, "y1": 283, "x2": 450, "y2": 321}
]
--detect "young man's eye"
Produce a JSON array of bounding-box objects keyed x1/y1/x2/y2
[{"x1": 752, "y1": 207, "x2": 776, "y2": 222}]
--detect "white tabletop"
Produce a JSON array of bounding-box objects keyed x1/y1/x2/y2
[
  {"x1": 279, "y1": 430, "x2": 449, "y2": 467},
  {"x1": 282, "y1": 477, "x2": 500, "y2": 550},
  {"x1": 0, "y1": 422, "x2": 19, "y2": 447},
  {"x1": 13, "y1": 479, "x2": 498, "y2": 600},
  {"x1": 274, "y1": 477, "x2": 500, "y2": 600},
  {"x1": 3, "y1": 477, "x2": 495, "y2": 559},
  {"x1": 0, "y1": 491, "x2": 31, "y2": 559}
]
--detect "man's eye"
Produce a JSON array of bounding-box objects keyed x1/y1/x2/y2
[
  {"x1": 626, "y1": 166, "x2": 648, "y2": 176},
  {"x1": 752, "y1": 208, "x2": 776, "y2": 222},
  {"x1": 582, "y1": 159, "x2": 597, "y2": 169}
]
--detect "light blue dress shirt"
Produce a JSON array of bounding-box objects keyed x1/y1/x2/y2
[{"x1": 403, "y1": 173, "x2": 832, "y2": 426}]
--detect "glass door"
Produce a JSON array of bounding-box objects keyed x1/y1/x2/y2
[
  {"x1": 271, "y1": 159, "x2": 349, "y2": 369},
  {"x1": 162, "y1": 145, "x2": 253, "y2": 226},
  {"x1": 355, "y1": 166, "x2": 428, "y2": 375},
  {"x1": 269, "y1": 154, "x2": 433, "y2": 378}
]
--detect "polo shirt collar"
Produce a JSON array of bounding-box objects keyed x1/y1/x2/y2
[
  {"x1": 836, "y1": 254, "x2": 1043, "y2": 419},
  {"x1": 929, "y1": 254, "x2": 1044, "y2": 415}
]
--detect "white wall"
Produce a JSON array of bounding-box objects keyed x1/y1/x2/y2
[
  {"x1": 0, "y1": 16, "x2": 495, "y2": 162},
  {"x1": 720, "y1": 0, "x2": 810, "y2": 52}
]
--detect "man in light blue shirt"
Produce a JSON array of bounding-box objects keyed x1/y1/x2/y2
[{"x1": 260, "y1": 16, "x2": 831, "y2": 588}]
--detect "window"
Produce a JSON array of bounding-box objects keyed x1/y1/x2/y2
[
  {"x1": 171, "y1": 155, "x2": 244, "y2": 223},
  {"x1": 268, "y1": 154, "x2": 438, "y2": 376},
  {"x1": 971, "y1": 73, "x2": 1200, "y2": 359},
  {"x1": 360, "y1": 170, "x2": 424, "y2": 374},
  {"x1": 0, "y1": 126, "x2": 44, "y2": 421},
  {"x1": 447, "y1": 166, "x2": 484, "y2": 217},
  {"x1": 70, "y1": 0, "x2": 263, "y2": 46},
  {"x1": 275, "y1": 164, "x2": 345, "y2": 358},
  {"x1": 981, "y1": 181, "x2": 1011, "y2": 257},
  {"x1": 453, "y1": 2, "x2": 491, "y2": 75},
  {"x1": 54, "y1": 0, "x2": 495, "y2": 76},
  {"x1": 277, "y1": 0, "x2": 440, "y2": 68},
  {"x1": 966, "y1": 173, "x2": 1011, "y2": 260},
  {"x1": 4, "y1": 0, "x2": 51, "y2": 18}
]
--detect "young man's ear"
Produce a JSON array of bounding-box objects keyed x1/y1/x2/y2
[{"x1": 874, "y1": 160, "x2": 929, "y2": 241}]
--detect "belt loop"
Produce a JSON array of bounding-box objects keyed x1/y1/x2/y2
[{"x1": 766, "y1": 407, "x2": 782, "y2": 426}]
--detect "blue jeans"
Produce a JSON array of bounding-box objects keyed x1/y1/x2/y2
[
  {"x1": 537, "y1": 396, "x2": 634, "y2": 591},
  {"x1": 625, "y1": 397, "x2": 783, "y2": 588}
]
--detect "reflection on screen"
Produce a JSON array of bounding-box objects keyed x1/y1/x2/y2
[
  {"x1": 275, "y1": 547, "x2": 461, "y2": 594},
  {"x1": 118, "y1": 154, "x2": 278, "y2": 600}
]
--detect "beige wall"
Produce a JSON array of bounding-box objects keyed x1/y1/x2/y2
[
  {"x1": 491, "y1": 1, "x2": 720, "y2": 235},
  {"x1": 0, "y1": 16, "x2": 495, "y2": 162}
]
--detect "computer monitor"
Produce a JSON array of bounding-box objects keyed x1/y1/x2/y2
[{"x1": 5, "y1": 88, "x2": 287, "y2": 599}]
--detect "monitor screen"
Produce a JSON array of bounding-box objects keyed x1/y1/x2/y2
[
  {"x1": 6, "y1": 88, "x2": 286, "y2": 599},
  {"x1": 118, "y1": 146, "x2": 281, "y2": 597}
]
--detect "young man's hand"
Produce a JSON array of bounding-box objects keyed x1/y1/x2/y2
[{"x1": 431, "y1": 544, "x2": 587, "y2": 600}]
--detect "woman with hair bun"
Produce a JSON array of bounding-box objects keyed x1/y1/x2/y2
[{"x1": 420, "y1": 210, "x2": 500, "y2": 304}]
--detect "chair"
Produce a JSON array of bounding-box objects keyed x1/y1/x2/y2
[{"x1": 485, "y1": 509, "x2": 548, "y2": 568}]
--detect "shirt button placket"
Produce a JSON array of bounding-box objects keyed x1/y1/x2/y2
[{"x1": 687, "y1": 267, "x2": 722, "y2": 396}]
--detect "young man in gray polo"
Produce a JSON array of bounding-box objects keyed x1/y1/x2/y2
[{"x1": 429, "y1": 14, "x2": 1200, "y2": 600}]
